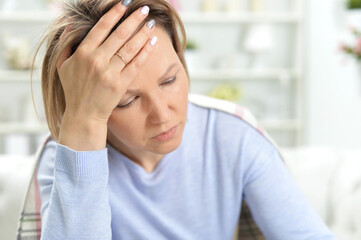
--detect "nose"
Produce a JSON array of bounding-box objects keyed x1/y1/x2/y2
[{"x1": 148, "y1": 95, "x2": 171, "y2": 124}]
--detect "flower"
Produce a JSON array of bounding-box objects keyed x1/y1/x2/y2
[{"x1": 340, "y1": 28, "x2": 361, "y2": 61}]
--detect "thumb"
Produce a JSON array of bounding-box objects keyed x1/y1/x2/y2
[{"x1": 57, "y1": 23, "x2": 72, "y2": 71}]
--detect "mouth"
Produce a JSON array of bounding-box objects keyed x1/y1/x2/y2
[{"x1": 152, "y1": 125, "x2": 178, "y2": 142}]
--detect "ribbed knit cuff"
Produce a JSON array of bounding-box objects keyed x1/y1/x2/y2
[{"x1": 55, "y1": 143, "x2": 108, "y2": 178}]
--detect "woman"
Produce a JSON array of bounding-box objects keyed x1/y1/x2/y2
[{"x1": 33, "y1": 0, "x2": 335, "y2": 239}]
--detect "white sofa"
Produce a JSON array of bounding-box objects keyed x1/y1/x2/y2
[
  {"x1": 0, "y1": 154, "x2": 34, "y2": 240},
  {"x1": 281, "y1": 147, "x2": 361, "y2": 240},
  {"x1": 1, "y1": 147, "x2": 360, "y2": 240}
]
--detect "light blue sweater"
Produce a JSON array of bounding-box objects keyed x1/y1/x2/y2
[{"x1": 37, "y1": 102, "x2": 336, "y2": 240}]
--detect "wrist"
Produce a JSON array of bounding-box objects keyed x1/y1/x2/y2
[{"x1": 59, "y1": 111, "x2": 108, "y2": 151}]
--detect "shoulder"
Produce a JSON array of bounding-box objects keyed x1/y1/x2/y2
[
  {"x1": 188, "y1": 93, "x2": 279, "y2": 151},
  {"x1": 187, "y1": 94, "x2": 284, "y2": 181},
  {"x1": 189, "y1": 93, "x2": 260, "y2": 129}
]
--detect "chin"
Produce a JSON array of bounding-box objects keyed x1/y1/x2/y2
[{"x1": 151, "y1": 135, "x2": 183, "y2": 155}]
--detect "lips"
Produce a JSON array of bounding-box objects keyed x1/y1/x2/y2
[{"x1": 152, "y1": 125, "x2": 177, "y2": 142}]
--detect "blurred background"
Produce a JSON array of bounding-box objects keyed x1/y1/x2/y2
[
  {"x1": 0, "y1": 0, "x2": 361, "y2": 239},
  {"x1": 0, "y1": 0, "x2": 361, "y2": 153}
]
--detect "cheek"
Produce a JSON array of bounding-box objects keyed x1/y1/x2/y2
[
  {"x1": 165, "y1": 85, "x2": 187, "y2": 114},
  {"x1": 174, "y1": 72, "x2": 189, "y2": 109},
  {"x1": 108, "y1": 112, "x2": 143, "y2": 140}
]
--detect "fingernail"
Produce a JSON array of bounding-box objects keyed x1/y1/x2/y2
[
  {"x1": 141, "y1": 6, "x2": 150, "y2": 15},
  {"x1": 147, "y1": 19, "x2": 156, "y2": 29},
  {"x1": 150, "y1": 36, "x2": 158, "y2": 46},
  {"x1": 122, "y1": 0, "x2": 132, "y2": 7}
]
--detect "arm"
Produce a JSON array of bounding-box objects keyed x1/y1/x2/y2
[
  {"x1": 37, "y1": 140, "x2": 111, "y2": 240},
  {"x1": 38, "y1": 0, "x2": 158, "y2": 238},
  {"x1": 243, "y1": 148, "x2": 336, "y2": 240}
]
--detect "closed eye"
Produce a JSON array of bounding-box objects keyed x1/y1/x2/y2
[
  {"x1": 117, "y1": 96, "x2": 139, "y2": 108},
  {"x1": 161, "y1": 76, "x2": 177, "y2": 86}
]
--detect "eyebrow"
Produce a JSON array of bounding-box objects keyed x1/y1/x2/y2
[
  {"x1": 158, "y1": 63, "x2": 178, "y2": 81},
  {"x1": 125, "y1": 63, "x2": 178, "y2": 95}
]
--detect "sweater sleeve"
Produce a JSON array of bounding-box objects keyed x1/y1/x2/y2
[
  {"x1": 37, "y1": 140, "x2": 111, "y2": 240},
  {"x1": 242, "y1": 147, "x2": 336, "y2": 240}
]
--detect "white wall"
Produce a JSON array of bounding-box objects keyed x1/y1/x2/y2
[{"x1": 306, "y1": 0, "x2": 361, "y2": 148}]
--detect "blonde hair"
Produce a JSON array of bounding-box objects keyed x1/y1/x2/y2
[{"x1": 34, "y1": 0, "x2": 188, "y2": 140}]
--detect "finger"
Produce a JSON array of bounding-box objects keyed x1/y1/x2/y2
[
  {"x1": 118, "y1": 36, "x2": 158, "y2": 78},
  {"x1": 100, "y1": 5, "x2": 150, "y2": 58},
  {"x1": 80, "y1": 1, "x2": 128, "y2": 50},
  {"x1": 109, "y1": 19, "x2": 156, "y2": 70},
  {"x1": 57, "y1": 24, "x2": 73, "y2": 71}
]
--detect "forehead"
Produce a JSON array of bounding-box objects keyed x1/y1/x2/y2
[
  {"x1": 152, "y1": 26, "x2": 175, "y2": 52},
  {"x1": 139, "y1": 27, "x2": 179, "y2": 75}
]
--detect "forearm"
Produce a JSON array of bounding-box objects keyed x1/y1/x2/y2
[
  {"x1": 40, "y1": 144, "x2": 111, "y2": 240},
  {"x1": 243, "y1": 149, "x2": 336, "y2": 240}
]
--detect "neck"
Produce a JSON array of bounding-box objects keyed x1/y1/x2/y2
[
  {"x1": 107, "y1": 141, "x2": 164, "y2": 173},
  {"x1": 126, "y1": 151, "x2": 164, "y2": 173}
]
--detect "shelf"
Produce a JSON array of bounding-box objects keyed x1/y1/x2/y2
[
  {"x1": 0, "y1": 69, "x2": 298, "y2": 82},
  {"x1": 0, "y1": 4, "x2": 305, "y2": 146},
  {"x1": 0, "y1": 11, "x2": 58, "y2": 23},
  {"x1": 0, "y1": 70, "x2": 40, "y2": 82},
  {"x1": 0, "y1": 11, "x2": 301, "y2": 24},
  {"x1": 0, "y1": 119, "x2": 300, "y2": 134},
  {"x1": 189, "y1": 68, "x2": 298, "y2": 80},
  {"x1": 180, "y1": 12, "x2": 301, "y2": 24},
  {"x1": 0, "y1": 123, "x2": 48, "y2": 134}
]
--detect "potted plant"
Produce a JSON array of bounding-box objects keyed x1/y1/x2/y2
[
  {"x1": 347, "y1": 0, "x2": 361, "y2": 9},
  {"x1": 207, "y1": 84, "x2": 242, "y2": 103},
  {"x1": 345, "y1": 0, "x2": 361, "y2": 29},
  {"x1": 184, "y1": 40, "x2": 199, "y2": 74},
  {"x1": 186, "y1": 41, "x2": 198, "y2": 51}
]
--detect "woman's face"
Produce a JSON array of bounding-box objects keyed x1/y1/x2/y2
[{"x1": 107, "y1": 27, "x2": 189, "y2": 161}]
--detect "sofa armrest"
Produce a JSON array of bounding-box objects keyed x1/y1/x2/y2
[{"x1": 0, "y1": 155, "x2": 36, "y2": 240}]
